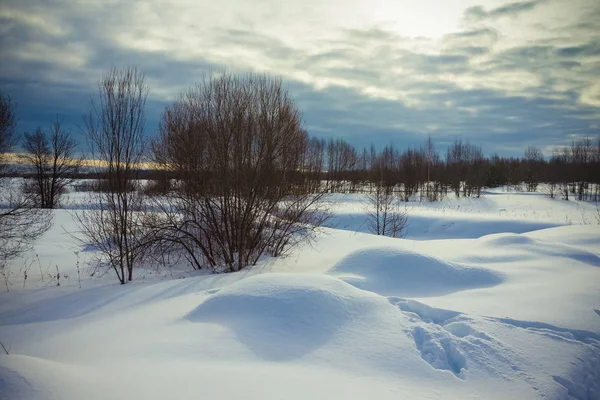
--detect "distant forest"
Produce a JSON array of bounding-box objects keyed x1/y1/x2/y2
[{"x1": 9, "y1": 134, "x2": 600, "y2": 202}]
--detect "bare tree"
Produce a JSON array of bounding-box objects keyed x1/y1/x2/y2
[
  {"x1": 424, "y1": 135, "x2": 435, "y2": 200},
  {"x1": 327, "y1": 138, "x2": 357, "y2": 192},
  {"x1": 523, "y1": 145, "x2": 544, "y2": 192},
  {"x1": 0, "y1": 93, "x2": 52, "y2": 265},
  {"x1": 0, "y1": 91, "x2": 17, "y2": 161},
  {"x1": 149, "y1": 73, "x2": 330, "y2": 273},
  {"x1": 399, "y1": 148, "x2": 420, "y2": 201},
  {"x1": 364, "y1": 182, "x2": 407, "y2": 238},
  {"x1": 22, "y1": 118, "x2": 81, "y2": 208},
  {"x1": 73, "y1": 66, "x2": 148, "y2": 284},
  {"x1": 301, "y1": 136, "x2": 326, "y2": 193},
  {"x1": 445, "y1": 140, "x2": 486, "y2": 197}
]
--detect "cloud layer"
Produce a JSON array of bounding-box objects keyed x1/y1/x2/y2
[{"x1": 1, "y1": 0, "x2": 599, "y2": 155}]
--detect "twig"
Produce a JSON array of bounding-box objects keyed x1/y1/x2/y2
[
  {"x1": 36, "y1": 253, "x2": 44, "y2": 282},
  {"x1": 1, "y1": 268, "x2": 10, "y2": 292},
  {"x1": 75, "y1": 252, "x2": 82, "y2": 289},
  {"x1": 0, "y1": 340, "x2": 9, "y2": 355}
]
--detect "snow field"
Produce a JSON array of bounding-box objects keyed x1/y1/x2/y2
[{"x1": 0, "y1": 188, "x2": 599, "y2": 399}]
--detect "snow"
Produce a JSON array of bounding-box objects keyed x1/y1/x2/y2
[
  {"x1": 328, "y1": 247, "x2": 504, "y2": 297},
  {"x1": 1, "y1": 187, "x2": 600, "y2": 399}
]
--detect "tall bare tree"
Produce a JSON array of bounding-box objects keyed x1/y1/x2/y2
[
  {"x1": 22, "y1": 118, "x2": 81, "y2": 208},
  {"x1": 74, "y1": 66, "x2": 148, "y2": 284}
]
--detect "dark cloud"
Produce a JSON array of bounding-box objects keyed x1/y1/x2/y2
[
  {"x1": 465, "y1": 0, "x2": 545, "y2": 21},
  {"x1": 216, "y1": 29, "x2": 297, "y2": 60},
  {"x1": 441, "y1": 28, "x2": 499, "y2": 56},
  {"x1": 458, "y1": 46, "x2": 491, "y2": 56},
  {"x1": 556, "y1": 41, "x2": 600, "y2": 58},
  {"x1": 464, "y1": 6, "x2": 488, "y2": 21},
  {"x1": 342, "y1": 28, "x2": 399, "y2": 43},
  {"x1": 0, "y1": 0, "x2": 599, "y2": 157},
  {"x1": 290, "y1": 73, "x2": 600, "y2": 154},
  {"x1": 446, "y1": 28, "x2": 498, "y2": 40},
  {"x1": 400, "y1": 53, "x2": 470, "y2": 74},
  {"x1": 489, "y1": 0, "x2": 542, "y2": 17}
]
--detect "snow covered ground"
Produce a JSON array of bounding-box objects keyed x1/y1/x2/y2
[{"x1": 1, "y1": 187, "x2": 599, "y2": 399}]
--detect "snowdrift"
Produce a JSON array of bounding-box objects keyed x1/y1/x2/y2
[
  {"x1": 186, "y1": 273, "x2": 385, "y2": 361},
  {"x1": 327, "y1": 247, "x2": 504, "y2": 297},
  {"x1": 479, "y1": 232, "x2": 600, "y2": 266}
]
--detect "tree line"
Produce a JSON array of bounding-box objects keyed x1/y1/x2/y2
[
  {"x1": 297, "y1": 136, "x2": 600, "y2": 202},
  {"x1": 1, "y1": 67, "x2": 599, "y2": 283}
]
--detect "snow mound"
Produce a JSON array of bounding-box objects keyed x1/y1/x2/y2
[
  {"x1": 481, "y1": 232, "x2": 600, "y2": 267},
  {"x1": 328, "y1": 247, "x2": 504, "y2": 297},
  {"x1": 186, "y1": 273, "x2": 384, "y2": 361},
  {"x1": 479, "y1": 233, "x2": 536, "y2": 246}
]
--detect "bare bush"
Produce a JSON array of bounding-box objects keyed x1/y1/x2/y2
[
  {"x1": 73, "y1": 66, "x2": 149, "y2": 284},
  {"x1": 148, "y1": 73, "x2": 330, "y2": 272}
]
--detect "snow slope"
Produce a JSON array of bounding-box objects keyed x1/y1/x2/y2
[{"x1": 1, "y1": 188, "x2": 599, "y2": 399}]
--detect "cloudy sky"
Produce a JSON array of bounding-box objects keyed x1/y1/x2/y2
[{"x1": 1, "y1": 0, "x2": 599, "y2": 156}]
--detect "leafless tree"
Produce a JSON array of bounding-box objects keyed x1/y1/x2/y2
[
  {"x1": 364, "y1": 182, "x2": 407, "y2": 238},
  {"x1": 327, "y1": 138, "x2": 357, "y2": 192},
  {"x1": 445, "y1": 140, "x2": 486, "y2": 197},
  {"x1": 424, "y1": 135, "x2": 435, "y2": 200},
  {"x1": 73, "y1": 66, "x2": 149, "y2": 284},
  {"x1": 22, "y1": 118, "x2": 81, "y2": 208},
  {"x1": 301, "y1": 136, "x2": 326, "y2": 192},
  {"x1": 523, "y1": 145, "x2": 544, "y2": 192},
  {"x1": 399, "y1": 148, "x2": 420, "y2": 201},
  {"x1": 148, "y1": 73, "x2": 330, "y2": 273},
  {"x1": 0, "y1": 91, "x2": 17, "y2": 161},
  {"x1": 0, "y1": 93, "x2": 52, "y2": 265}
]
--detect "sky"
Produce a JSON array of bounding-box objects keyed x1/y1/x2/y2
[{"x1": 1, "y1": 0, "x2": 599, "y2": 156}]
